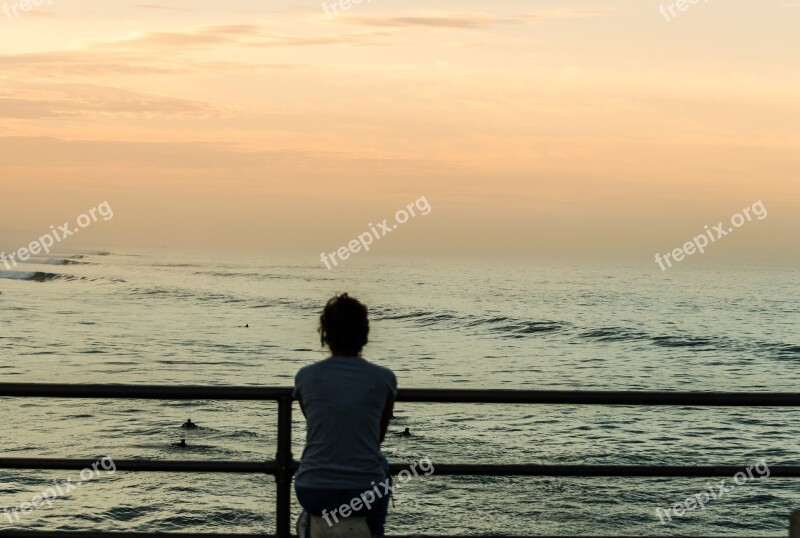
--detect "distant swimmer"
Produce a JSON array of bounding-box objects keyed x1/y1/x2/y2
[
  {"x1": 182, "y1": 419, "x2": 198, "y2": 429},
  {"x1": 396, "y1": 427, "x2": 411, "y2": 437},
  {"x1": 174, "y1": 439, "x2": 187, "y2": 447},
  {"x1": 245, "y1": 323, "x2": 249, "y2": 328}
]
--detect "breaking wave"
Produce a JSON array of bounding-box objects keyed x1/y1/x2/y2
[{"x1": 0, "y1": 271, "x2": 78, "y2": 282}]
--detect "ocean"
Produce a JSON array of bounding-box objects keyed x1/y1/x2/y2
[{"x1": 0, "y1": 251, "x2": 798, "y2": 535}]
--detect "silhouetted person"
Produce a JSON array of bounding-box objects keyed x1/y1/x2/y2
[
  {"x1": 294, "y1": 293, "x2": 396, "y2": 538},
  {"x1": 399, "y1": 427, "x2": 411, "y2": 437},
  {"x1": 182, "y1": 419, "x2": 198, "y2": 429},
  {"x1": 174, "y1": 439, "x2": 187, "y2": 447}
]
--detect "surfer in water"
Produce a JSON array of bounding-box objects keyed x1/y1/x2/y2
[
  {"x1": 174, "y1": 439, "x2": 187, "y2": 448},
  {"x1": 182, "y1": 419, "x2": 198, "y2": 429}
]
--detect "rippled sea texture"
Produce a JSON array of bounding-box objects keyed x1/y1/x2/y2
[{"x1": 1, "y1": 252, "x2": 799, "y2": 535}]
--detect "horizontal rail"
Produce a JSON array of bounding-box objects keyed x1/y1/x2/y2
[
  {"x1": 0, "y1": 459, "x2": 274, "y2": 473},
  {"x1": 414, "y1": 464, "x2": 800, "y2": 477},
  {"x1": 0, "y1": 535, "x2": 783, "y2": 538},
  {"x1": 3, "y1": 383, "x2": 800, "y2": 406},
  {"x1": 1, "y1": 459, "x2": 798, "y2": 477},
  {"x1": 400, "y1": 389, "x2": 800, "y2": 405},
  {"x1": 0, "y1": 384, "x2": 291, "y2": 400}
]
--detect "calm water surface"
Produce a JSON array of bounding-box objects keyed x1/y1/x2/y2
[{"x1": 0, "y1": 252, "x2": 798, "y2": 535}]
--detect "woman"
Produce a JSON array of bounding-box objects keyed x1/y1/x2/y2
[{"x1": 294, "y1": 293, "x2": 397, "y2": 537}]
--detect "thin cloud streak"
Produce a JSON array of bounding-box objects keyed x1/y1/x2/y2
[{"x1": 343, "y1": 9, "x2": 612, "y2": 29}]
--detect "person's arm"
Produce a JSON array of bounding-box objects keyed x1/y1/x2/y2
[
  {"x1": 293, "y1": 373, "x2": 306, "y2": 418},
  {"x1": 379, "y1": 397, "x2": 394, "y2": 444}
]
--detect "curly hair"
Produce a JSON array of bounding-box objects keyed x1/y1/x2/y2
[{"x1": 318, "y1": 293, "x2": 369, "y2": 356}]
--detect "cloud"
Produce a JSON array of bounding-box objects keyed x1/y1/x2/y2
[
  {"x1": 132, "y1": 3, "x2": 192, "y2": 10},
  {"x1": 0, "y1": 84, "x2": 217, "y2": 119},
  {"x1": 0, "y1": 98, "x2": 71, "y2": 119},
  {"x1": 344, "y1": 13, "x2": 518, "y2": 29},
  {"x1": 0, "y1": 47, "x2": 305, "y2": 79},
  {"x1": 0, "y1": 24, "x2": 348, "y2": 119},
  {"x1": 102, "y1": 24, "x2": 387, "y2": 51},
  {"x1": 0, "y1": 24, "x2": 383, "y2": 82},
  {"x1": 342, "y1": 9, "x2": 611, "y2": 29},
  {"x1": 0, "y1": 136, "x2": 452, "y2": 180},
  {"x1": 105, "y1": 25, "x2": 263, "y2": 49}
]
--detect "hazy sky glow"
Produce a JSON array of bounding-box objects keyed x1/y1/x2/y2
[{"x1": 1, "y1": 0, "x2": 798, "y2": 263}]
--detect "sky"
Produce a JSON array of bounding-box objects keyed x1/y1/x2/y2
[{"x1": 0, "y1": 0, "x2": 798, "y2": 263}]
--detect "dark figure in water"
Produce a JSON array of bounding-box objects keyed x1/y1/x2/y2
[
  {"x1": 182, "y1": 419, "x2": 198, "y2": 429},
  {"x1": 398, "y1": 427, "x2": 411, "y2": 437},
  {"x1": 245, "y1": 323, "x2": 249, "y2": 328},
  {"x1": 174, "y1": 439, "x2": 187, "y2": 447}
]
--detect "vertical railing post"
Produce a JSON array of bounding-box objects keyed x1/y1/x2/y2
[
  {"x1": 275, "y1": 396, "x2": 293, "y2": 538},
  {"x1": 790, "y1": 510, "x2": 800, "y2": 538}
]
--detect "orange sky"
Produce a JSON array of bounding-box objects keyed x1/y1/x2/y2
[{"x1": 1, "y1": 0, "x2": 798, "y2": 263}]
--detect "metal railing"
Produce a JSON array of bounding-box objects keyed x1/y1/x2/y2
[{"x1": 1, "y1": 383, "x2": 800, "y2": 538}]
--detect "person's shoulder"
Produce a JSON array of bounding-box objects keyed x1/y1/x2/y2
[
  {"x1": 294, "y1": 357, "x2": 334, "y2": 398},
  {"x1": 361, "y1": 358, "x2": 396, "y2": 383},
  {"x1": 295, "y1": 357, "x2": 333, "y2": 379}
]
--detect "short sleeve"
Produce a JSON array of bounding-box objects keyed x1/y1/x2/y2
[
  {"x1": 387, "y1": 370, "x2": 398, "y2": 399},
  {"x1": 292, "y1": 369, "x2": 303, "y2": 401}
]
